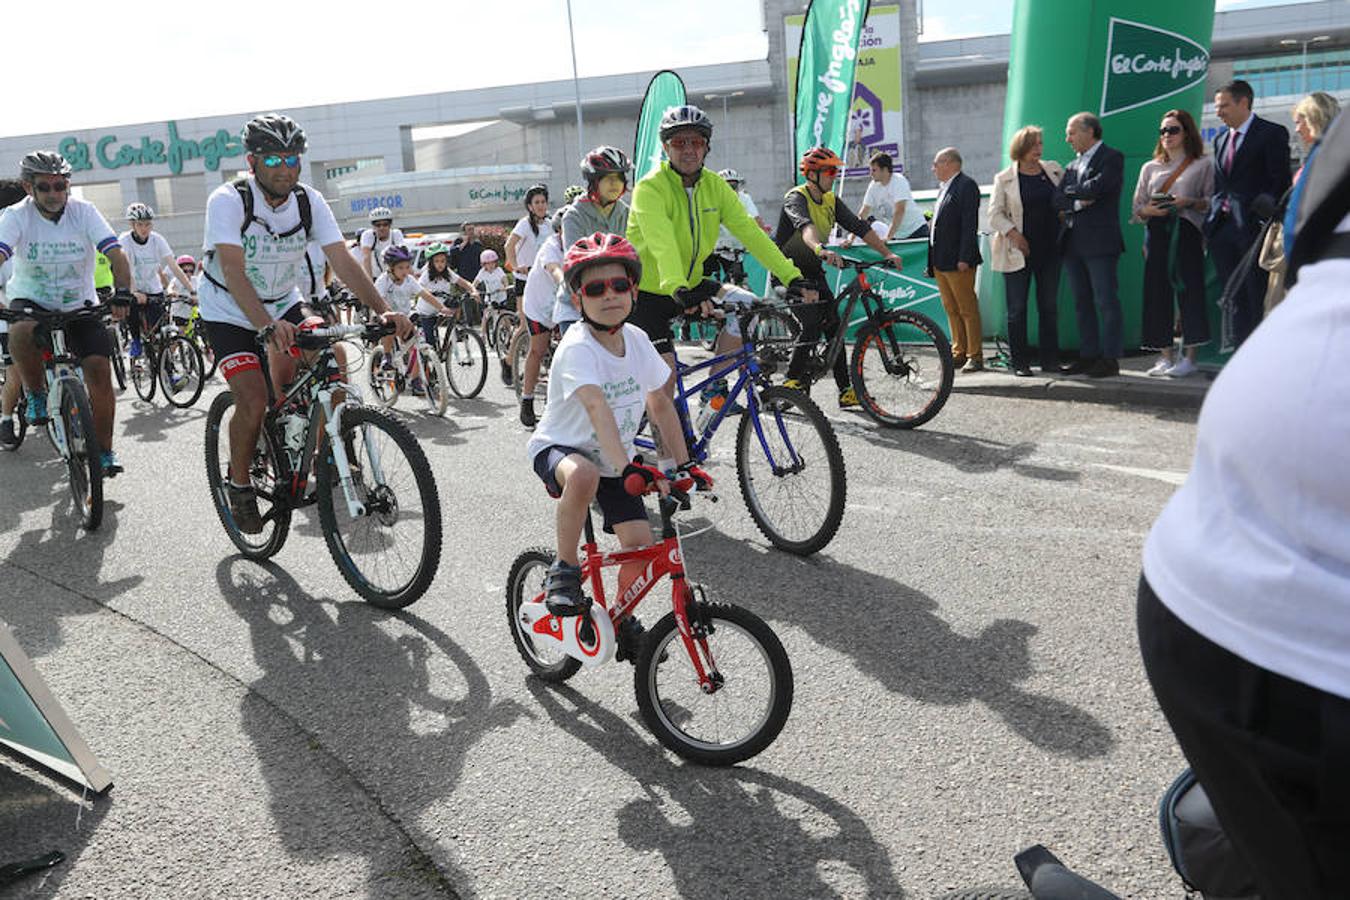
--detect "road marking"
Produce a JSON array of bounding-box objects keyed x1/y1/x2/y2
[{"x1": 1093, "y1": 463, "x2": 1187, "y2": 486}]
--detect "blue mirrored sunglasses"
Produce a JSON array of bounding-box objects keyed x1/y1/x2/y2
[{"x1": 260, "y1": 154, "x2": 301, "y2": 168}]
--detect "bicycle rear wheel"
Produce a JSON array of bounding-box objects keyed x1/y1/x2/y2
[
  {"x1": 130, "y1": 347, "x2": 157, "y2": 401},
  {"x1": 505, "y1": 547, "x2": 582, "y2": 682},
  {"x1": 444, "y1": 326, "x2": 488, "y2": 399},
  {"x1": 850, "y1": 309, "x2": 954, "y2": 429},
  {"x1": 636, "y1": 599, "x2": 793, "y2": 766},
  {"x1": 54, "y1": 379, "x2": 103, "y2": 531},
  {"x1": 158, "y1": 335, "x2": 206, "y2": 408},
  {"x1": 421, "y1": 347, "x2": 450, "y2": 416},
  {"x1": 195, "y1": 328, "x2": 218, "y2": 380},
  {"x1": 735, "y1": 385, "x2": 846, "y2": 556},
  {"x1": 204, "y1": 392, "x2": 291, "y2": 559},
  {"x1": 315, "y1": 405, "x2": 442, "y2": 608},
  {"x1": 494, "y1": 314, "x2": 518, "y2": 359},
  {"x1": 366, "y1": 346, "x2": 400, "y2": 408},
  {"x1": 107, "y1": 326, "x2": 127, "y2": 391}
]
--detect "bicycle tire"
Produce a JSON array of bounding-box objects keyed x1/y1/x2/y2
[
  {"x1": 55, "y1": 378, "x2": 103, "y2": 531},
  {"x1": 850, "y1": 309, "x2": 954, "y2": 429},
  {"x1": 5, "y1": 395, "x2": 29, "y2": 450},
  {"x1": 635, "y1": 600, "x2": 793, "y2": 766},
  {"x1": 315, "y1": 405, "x2": 442, "y2": 608},
  {"x1": 748, "y1": 307, "x2": 802, "y2": 372},
  {"x1": 444, "y1": 326, "x2": 488, "y2": 399},
  {"x1": 366, "y1": 345, "x2": 400, "y2": 408},
  {"x1": 195, "y1": 329, "x2": 218, "y2": 380},
  {"x1": 157, "y1": 335, "x2": 206, "y2": 408},
  {"x1": 735, "y1": 385, "x2": 846, "y2": 556},
  {"x1": 509, "y1": 331, "x2": 529, "y2": 399},
  {"x1": 505, "y1": 547, "x2": 582, "y2": 682},
  {"x1": 107, "y1": 326, "x2": 127, "y2": 391},
  {"x1": 130, "y1": 348, "x2": 157, "y2": 402},
  {"x1": 204, "y1": 391, "x2": 291, "y2": 559},
  {"x1": 494, "y1": 314, "x2": 518, "y2": 360},
  {"x1": 421, "y1": 346, "x2": 450, "y2": 416}
]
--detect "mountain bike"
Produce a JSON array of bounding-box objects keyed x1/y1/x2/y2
[
  {"x1": 366, "y1": 324, "x2": 450, "y2": 416},
  {"x1": 180, "y1": 305, "x2": 217, "y2": 381},
  {"x1": 0, "y1": 305, "x2": 111, "y2": 530},
  {"x1": 636, "y1": 297, "x2": 845, "y2": 556},
  {"x1": 127, "y1": 297, "x2": 206, "y2": 408},
  {"x1": 506, "y1": 480, "x2": 792, "y2": 766},
  {"x1": 429, "y1": 292, "x2": 488, "y2": 399},
  {"x1": 788, "y1": 257, "x2": 954, "y2": 429},
  {"x1": 204, "y1": 320, "x2": 442, "y2": 608},
  {"x1": 509, "y1": 324, "x2": 556, "y2": 411},
  {"x1": 482, "y1": 298, "x2": 519, "y2": 357}
]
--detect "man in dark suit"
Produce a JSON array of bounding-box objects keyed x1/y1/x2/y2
[
  {"x1": 927, "y1": 147, "x2": 984, "y2": 372},
  {"x1": 1057, "y1": 112, "x2": 1125, "y2": 378},
  {"x1": 1206, "y1": 79, "x2": 1292, "y2": 348}
]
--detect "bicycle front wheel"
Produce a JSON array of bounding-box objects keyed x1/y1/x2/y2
[
  {"x1": 204, "y1": 392, "x2": 291, "y2": 559},
  {"x1": 54, "y1": 379, "x2": 103, "y2": 531},
  {"x1": 421, "y1": 347, "x2": 450, "y2": 416},
  {"x1": 366, "y1": 346, "x2": 400, "y2": 408},
  {"x1": 130, "y1": 348, "x2": 157, "y2": 402},
  {"x1": 107, "y1": 326, "x2": 127, "y2": 391},
  {"x1": 735, "y1": 385, "x2": 846, "y2": 556},
  {"x1": 494, "y1": 314, "x2": 518, "y2": 360},
  {"x1": 195, "y1": 328, "x2": 218, "y2": 380},
  {"x1": 158, "y1": 335, "x2": 206, "y2": 408},
  {"x1": 850, "y1": 309, "x2": 954, "y2": 429},
  {"x1": 444, "y1": 326, "x2": 488, "y2": 399},
  {"x1": 505, "y1": 547, "x2": 582, "y2": 682},
  {"x1": 315, "y1": 405, "x2": 442, "y2": 608},
  {"x1": 636, "y1": 600, "x2": 793, "y2": 766}
]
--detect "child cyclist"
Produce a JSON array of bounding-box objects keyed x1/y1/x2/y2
[
  {"x1": 418, "y1": 242, "x2": 480, "y2": 345},
  {"x1": 527, "y1": 232, "x2": 711, "y2": 614},
  {"x1": 375, "y1": 245, "x2": 453, "y2": 389}
]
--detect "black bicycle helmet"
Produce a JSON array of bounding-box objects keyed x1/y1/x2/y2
[
  {"x1": 524, "y1": 183, "x2": 549, "y2": 207},
  {"x1": 658, "y1": 105, "x2": 713, "y2": 141},
  {"x1": 241, "y1": 113, "x2": 308, "y2": 155},
  {"x1": 580, "y1": 146, "x2": 633, "y2": 183},
  {"x1": 19, "y1": 150, "x2": 72, "y2": 180}
]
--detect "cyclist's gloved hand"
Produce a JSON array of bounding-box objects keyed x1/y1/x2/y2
[
  {"x1": 675, "y1": 279, "x2": 721, "y2": 311},
  {"x1": 622, "y1": 461, "x2": 667, "y2": 496},
  {"x1": 673, "y1": 461, "x2": 713, "y2": 493},
  {"x1": 110, "y1": 288, "x2": 134, "y2": 307},
  {"x1": 785, "y1": 277, "x2": 819, "y2": 304}
]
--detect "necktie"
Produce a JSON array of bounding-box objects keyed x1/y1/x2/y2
[{"x1": 1224, "y1": 131, "x2": 1239, "y2": 174}]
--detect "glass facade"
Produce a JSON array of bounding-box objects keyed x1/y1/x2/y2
[{"x1": 1234, "y1": 48, "x2": 1350, "y2": 98}]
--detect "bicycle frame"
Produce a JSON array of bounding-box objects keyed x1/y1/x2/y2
[
  {"x1": 804, "y1": 263, "x2": 910, "y2": 381},
  {"x1": 519, "y1": 494, "x2": 723, "y2": 690},
  {"x1": 40, "y1": 327, "x2": 82, "y2": 459}
]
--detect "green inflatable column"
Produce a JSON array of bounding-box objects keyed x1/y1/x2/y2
[{"x1": 999, "y1": 0, "x2": 1214, "y2": 357}]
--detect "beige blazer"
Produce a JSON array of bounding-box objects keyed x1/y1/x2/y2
[{"x1": 987, "y1": 160, "x2": 1065, "y2": 273}]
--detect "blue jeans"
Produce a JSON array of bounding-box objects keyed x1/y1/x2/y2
[
  {"x1": 1062, "y1": 251, "x2": 1122, "y2": 360},
  {"x1": 1003, "y1": 257, "x2": 1061, "y2": 370}
]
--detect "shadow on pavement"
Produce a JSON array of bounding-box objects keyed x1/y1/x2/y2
[
  {"x1": 0, "y1": 764, "x2": 110, "y2": 899},
  {"x1": 696, "y1": 542, "x2": 1114, "y2": 760},
  {"x1": 217, "y1": 556, "x2": 523, "y2": 898},
  {"x1": 117, "y1": 402, "x2": 206, "y2": 444},
  {"x1": 526, "y1": 681, "x2": 906, "y2": 899},
  {"x1": 834, "y1": 423, "x2": 1081, "y2": 483}
]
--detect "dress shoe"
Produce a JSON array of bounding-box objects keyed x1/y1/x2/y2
[
  {"x1": 960, "y1": 357, "x2": 984, "y2": 373},
  {"x1": 1012, "y1": 365, "x2": 1034, "y2": 377},
  {"x1": 1059, "y1": 358, "x2": 1098, "y2": 375},
  {"x1": 951, "y1": 353, "x2": 968, "y2": 369},
  {"x1": 1086, "y1": 358, "x2": 1120, "y2": 378}
]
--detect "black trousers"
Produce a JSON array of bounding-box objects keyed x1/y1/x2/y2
[
  {"x1": 787, "y1": 279, "x2": 849, "y2": 391},
  {"x1": 1002, "y1": 254, "x2": 1060, "y2": 370},
  {"x1": 1207, "y1": 214, "x2": 1266, "y2": 348},
  {"x1": 1142, "y1": 218, "x2": 1209, "y2": 351},
  {"x1": 1138, "y1": 576, "x2": 1350, "y2": 900}
]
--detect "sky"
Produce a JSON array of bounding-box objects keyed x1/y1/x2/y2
[{"x1": 1, "y1": 0, "x2": 1314, "y2": 138}]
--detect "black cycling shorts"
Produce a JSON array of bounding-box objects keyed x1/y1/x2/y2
[
  {"x1": 6, "y1": 299, "x2": 113, "y2": 360},
  {"x1": 525, "y1": 316, "x2": 551, "y2": 336},
  {"x1": 629, "y1": 291, "x2": 687, "y2": 356},
  {"x1": 202, "y1": 304, "x2": 308, "y2": 382},
  {"x1": 532, "y1": 444, "x2": 646, "y2": 534}
]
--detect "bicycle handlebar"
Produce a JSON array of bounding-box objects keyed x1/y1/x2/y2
[
  {"x1": 294, "y1": 321, "x2": 393, "y2": 350},
  {"x1": 0, "y1": 304, "x2": 108, "y2": 324}
]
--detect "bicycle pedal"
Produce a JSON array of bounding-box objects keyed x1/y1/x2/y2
[{"x1": 545, "y1": 595, "x2": 593, "y2": 618}]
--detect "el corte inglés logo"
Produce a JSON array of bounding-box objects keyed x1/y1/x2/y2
[{"x1": 1100, "y1": 18, "x2": 1210, "y2": 117}]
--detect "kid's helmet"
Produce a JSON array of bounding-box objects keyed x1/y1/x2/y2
[
  {"x1": 19, "y1": 150, "x2": 72, "y2": 180},
  {"x1": 423, "y1": 241, "x2": 450, "y2": 259},
  {"x1": 562, "y1": 232, "x2": 642, "y2": 291},
  {"x1": 241, "y1": 113, "x2": 308, "y2": 155},
  {"x1": 659, "y1": 105, "x2": 713, "y2": 141},
  {"x1": 717, "y1": 168, "x2": 742, "y2": 186},
  {"x1": 176, "y1": 254, "x2": 196, "y2": 268},
  {"x1": 368, "y1": 206, "x2": 393, "y2": 224},
  {"x1": 563, "y1": 184, "x2": 586, "y2": 203},
  {"x1": 125, "y1": 202, "x2": 154, "y2": 221},
  {"x1": 580, "y1": 146, "x2": 632, "y2": 183},
  {"x1": 382, "y1": 244, "x2": 413, "y2": 266},
  {"x1": 480, "y1": 249, "x2": 499, "y2": 264},
  {"x1": 524, "y1": 184, "x2": 549, "y2": 207},
  {"x1": 800, "y1": 146, "x2": 844, "y2": 177}
]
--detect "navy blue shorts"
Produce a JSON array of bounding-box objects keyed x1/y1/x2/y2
[{"x1": 532, "y1": 444, "x2": 646, "y2": 534}]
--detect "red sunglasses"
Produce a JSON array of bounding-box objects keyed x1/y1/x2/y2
[{"x1": 578, "y1": 276, "x2": 634, "y2": 298}]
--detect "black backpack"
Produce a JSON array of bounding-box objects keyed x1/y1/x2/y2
[
  {"x1": 203, "y1": 179, "x2": 314, "y2": 293},
  {"x1": 1158, "y1": 768, "x2": 1260, "y2": 899}
]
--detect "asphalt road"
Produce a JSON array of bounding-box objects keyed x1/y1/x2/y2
[{"x1": 0, "y1": 360, "x2": 1201, "y2": 899}]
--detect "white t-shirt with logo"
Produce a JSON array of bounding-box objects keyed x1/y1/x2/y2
[
  {"x1": 510, "y1": 216, "x2": 546, "y2": 273},
  {"x1": 523, "y1": 235, "x2": 564, "y2": 326},
  {"x1": 862, "y1": 172, "x2": 926, "y2": 238},
  {"x1": 475, "y1": 267, "x2": 509, "y2": 306},
  {"x1": 417, "y1": 270, "x2": 459, "y2": 318},
  {"x1": 526, "y1": 323, "x2": 671, "y2": 476},
  {"x1": 717, "y1": 190, "x2": 762, "y2": 251},
  {"x1": 374, "y1": 271, "x2": 423, "y2": 316},
  {"x1": 118, "y1": 229, "x2": 174, "y2": 294},
  {"x1": 199, "y1": 178, "x2": 345, "y2": 329},
  {"x1": 1143, "y1": 233, "x2": 1350, "y2": 700},
  {"x1": 0, "y1": 197, "x2": 119, "y2": 311},
  {"x1": 360, "y1": 226, "x2": 405, "y2": 278}
]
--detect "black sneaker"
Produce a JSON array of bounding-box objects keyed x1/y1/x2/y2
[
  {"x1": 616, "y1": 617, "x2": 646, "y2": 664},
  {"x1": 519, "y1": 398, "x2": 537, "y2": 427},
  {"x1": 0, "y1": 418, "x2": 17, "y2": 451},
  {"x1": 226, "y1": 483, "x2": 266, "y2": 535},
  {"x1": 499, "y1": 358, "x2": 513, "y2": 386},
  {"x1": 543, "y1": 560, "x2": 587, "y2": 616}
]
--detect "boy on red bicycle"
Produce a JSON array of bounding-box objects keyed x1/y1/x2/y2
[{"x1": 526, "y1": 232, "x2": 711, "y2": 615}]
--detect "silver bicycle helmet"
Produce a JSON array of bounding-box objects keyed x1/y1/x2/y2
[
  {"x1": 659, "y1": 105, "x2": 713, "y2": 141},
  {"x1": 368, "y1": 206, "x2": 393, "y2": 224},
  {"x1": 19, "y1": 150, "x2": 72, "y2": 180}
]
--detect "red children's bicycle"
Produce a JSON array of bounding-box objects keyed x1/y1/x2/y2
[{"x1": 506, "y1": 482, "x2": 793, "y2": 766}]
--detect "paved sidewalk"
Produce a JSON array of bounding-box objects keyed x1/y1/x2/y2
[{"x1": 951, "y1": 354, "x2": 1214, "y2": 410}]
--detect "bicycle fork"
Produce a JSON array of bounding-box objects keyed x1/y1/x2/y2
[
  {"x1": 669, "y1": 532, "x2": 724, "y2": 695},
  {"x1": 318, "y1": 391, "x2": 383, "y2": 519}
]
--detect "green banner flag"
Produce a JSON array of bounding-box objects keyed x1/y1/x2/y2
[
  {"x1": 791, "y1": 0, "x2": 873, "y2": 182},
  {"x1": 633, "y1": 70, "x2": 687, "y2": 184}
]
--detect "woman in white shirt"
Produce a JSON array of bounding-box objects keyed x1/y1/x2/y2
[{"x1": 503, "y1": 184, "x2": 550, "y2": 385}]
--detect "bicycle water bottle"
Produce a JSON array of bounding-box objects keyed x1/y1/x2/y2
[
  {"x1": 281, "y1": 411, "x2": 306, "y2": 456},
  {"x1": 695, "y1": 393, "x2": 725, "y2": 433}
]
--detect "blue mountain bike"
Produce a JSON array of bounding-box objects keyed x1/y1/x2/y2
[{"x1": 637, "y1": 301, "x2": 845, "y2": 556}]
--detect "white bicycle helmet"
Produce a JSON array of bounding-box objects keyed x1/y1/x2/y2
[
  {"x1": 368, "y1": 207, "x2": 393, "y2": 224},
  {"x1": 717, "y1": 168, "x2": 743, "y2": 186},
  {"x1": 125, "y1": 202, "x2": 154, "y2": 221}
]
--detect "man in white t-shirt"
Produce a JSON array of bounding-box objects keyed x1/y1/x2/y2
[
  {"x1": 0, "y1": 152, "x2": 134, "y2": 473},
  {"x1": 119, "y1": 202, "x2": 195, "y2": 358},
  {"x1": 359, "y1": 206, "x2": 404, "y2": 280},
  {"x1": 199, "y1": 113, "x2": 412, "y2": 534},
  {"x1": 850, "y1": 152, "x2": 928, "y2": 243}
]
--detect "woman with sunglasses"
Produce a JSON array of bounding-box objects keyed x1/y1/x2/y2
[{"x1": 1131, "y1": 109, "x2": 1214, "y2": 378}]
